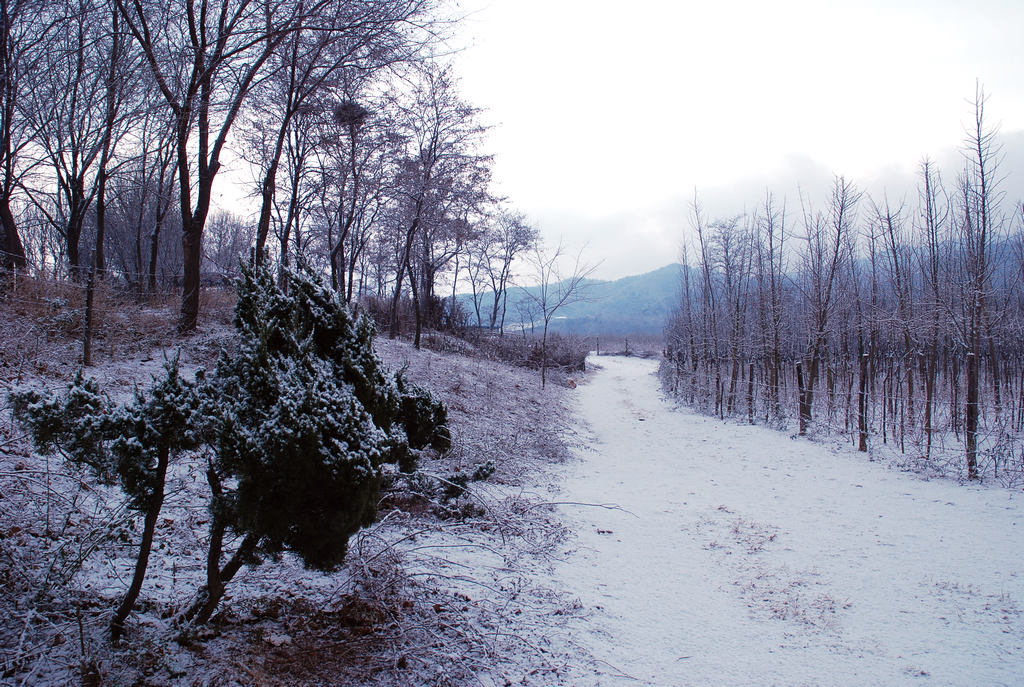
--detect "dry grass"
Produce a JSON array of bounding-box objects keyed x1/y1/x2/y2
[
  {"x1": 377, "y1": 337, "x2": 574, "y2": 487},
  {"x1": 0, "y1": 277, "x2": 236, "y2": 384},
  {"x1": 420, "y1": 330, "x2": 589, "y2": 390}
]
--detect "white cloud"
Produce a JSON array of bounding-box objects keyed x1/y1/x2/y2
[{"x1": 451, "y1": 0, "x2": 1024, "y2": 280}]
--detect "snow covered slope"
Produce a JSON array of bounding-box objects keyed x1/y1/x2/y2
[{"x1": 552, "y1": 355, "x2": 1024, "y2": 686}]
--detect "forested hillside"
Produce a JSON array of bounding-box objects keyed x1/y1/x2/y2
[
  {"x1": 0, "y1": 0, "x2": 550, "y2": 348},
  {"x1": 461, "y1": 263, "x2": 682, "y2": 336}
]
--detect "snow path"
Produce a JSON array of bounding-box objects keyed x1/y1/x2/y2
[{"x1": 553, "y1": 356, "x2": 1024, "y2": 687}]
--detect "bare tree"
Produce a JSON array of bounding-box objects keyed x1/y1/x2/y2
[
  {"x1": 665, "y1": 242, "x2": 698, "y2": 402},
  {"x1": 875, "y1": 194, "x2": 915, "y2": 451},
  {"x1": 92, "y1": 1, "x2": 140, "y2": 277},
  {"x1": 325, "y1": 97, "x2": 371, "y2": 295},
  {"x1": 270, "y1": 106, "x2": 317, "y2": 283},
  {"x1": 114, "y1": 0, "x2": 289, "y2": 326},
  {"x1": 114, "y1": 0, "x2": 437, "y2": 329},
  {"x1": 521, "y1": 239, "x2": 597, "y2": 388},
  {"x1": 463, "y1": 222, "x2": 493, "y2": 327},
  {"x1": 915, "y1": 158, "x2": 950, "y2": 458},
  {"x1": 753, "y1": 192, "x2": 787, "y2": 423},
  {"x1": 316, "y1": 95, "x2": 398, "y2": 302},
  {"x1": 23, "y1": 0, "x2": 139, "y2": 280},
  {"x1": 712, "y1": 215, "x2": 753, "y2": 416},
  {"x1": 794, "y1": 176, "x2": 860, "y2": 434},
  {"x1": 660, "y1": 89, "x2": 1024, "y2": 483},
  {"x1": 484, "y1": 209, "x2": 537, "y2": 332},
  {"x1": 22, "y1": 0, "x2": 100, "y2": 280},
  {"x1": 954, "y1": 85, "x2": 1004, "y2": 479},
  {"x1": 247, "y1": 0, "x2": 433, "y2": 270},
  {"x1": 0, "y1": 0, "x2": 53, "y2": 273},
  {"x1": 387, "y1": 64, "x2": 491, "y2": 347},
  {"x1": 102, "y1": 150, "x2": 182, "y2": 291},
  {"x1": 691, "y1": 194, "x2": 723, "y2": 415}
]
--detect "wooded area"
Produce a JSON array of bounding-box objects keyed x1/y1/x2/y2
[
  {"x1": 0, "y1": 0, "x2": 537, "y2": 337},
  {"x1": 662, "y1": 89, "x2": 1024, "y2": 484}
]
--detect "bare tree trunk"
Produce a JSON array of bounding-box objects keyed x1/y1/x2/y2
[
  {"x1": 180, "y1": 217, "x2": 203, "y2": 330},
  {"x1": 858, "y1": 351, "x2": 869, "y2": 452},
  {"x1": 0, "y1": 0, "x2": 28, "y2": 273},
  {"x1": 148, "y1": 210, "x2": 165, "y2": 294},
  {"x1": 83, "y1": 262, "x2": 95, "y2": 366},
  {"x1": 93, "y1": 7, "x2": 122, "y2": 277},
  {"x1": 111, "y1": 444, "x2": 169, "y2": 642},
  {"x1": 0, "y1": 196, "x2": 26, "y2": 271},
  {"x1": 254, "y1": 147, "x2": 285, "y2": 265},
  {"x1": 897, "y1": 362, "x2": 905, "y2": 454},
  {"x1": 951, "y1": 352, "x2": 960, "y2": 437},
  {"x1": 147, "y1": 145, "x2": 176, "y2": 295},
  {"x1": 966, "y1": 350, "x2": 979, "y2": 479},
  {"x1": 407, "y1": 259, "x2": 422, "y2": 349},
  {"x1": 988, "y1": 334, "x2": 1002, "y2": 420},
  {"x1": 390, "y1": 214, "x2": 421, "y2": 340},
  {"x1": 747, "y1": 362, "x2": 755, "y2": 424},
  {"x1": 797, "y1": 361, "x2": 809, "y2": 435},
  {"x1": 182, "y1": 465, "x2": 259, "y2": 626},
  {"x1": 924, "y1": 353, "x2": 935, "y2": 458},
  {"x1": 728, "y1": 359, "x2": 739, "y2": 415}
]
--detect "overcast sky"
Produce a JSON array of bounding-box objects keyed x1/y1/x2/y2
[{"x1": 448, "y1": 0, "x2": 1024, "y2": 281}]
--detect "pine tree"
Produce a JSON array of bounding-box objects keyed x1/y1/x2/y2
[
  {"x1": 12, "y1": 359, "x2": 200, "y2": 640},
  {"x1": 186, "y1": 260, "x2": 451, "y2": 621}
]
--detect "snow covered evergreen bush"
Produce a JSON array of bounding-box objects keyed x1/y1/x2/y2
[
  {"x1": 204, "y1": 261, "x2": 450, "y2": 572},
  {"x1": 9, "y1": 260, "x2": 452, "y2": 637},
  {"x1": 11, "y1": 359, "x2": 201, "y2": 639}
]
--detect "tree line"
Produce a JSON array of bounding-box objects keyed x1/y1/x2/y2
[
  {"x1": 663, "y1": 90, "x2": 1024, "y2": 483},
  {"x1": 0, "y1": 0, "x2": 538, "y2": 336}
]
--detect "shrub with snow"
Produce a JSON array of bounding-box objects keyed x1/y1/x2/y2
[
  {"x1": 12, "y1": 360, "x2": 201, "y2": 639},
  {"x1": 10, "y1": 260, "x2": 452, "y2": 638},
  {"x1": 206, "y1": 261, "x2": 450, "y2": 571}
]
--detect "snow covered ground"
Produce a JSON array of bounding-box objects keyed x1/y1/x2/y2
[
  {"x1": 0, "y1": 330, "x2": 582, "y2": 686},
  {"x1": 4, "y1": 326, "x2": 1022, "y2": 686},
  {"x1": 550, "y1": 355, "x2": 1024, "y2": 686}
]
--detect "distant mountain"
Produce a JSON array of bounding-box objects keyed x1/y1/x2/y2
[{"x1": 460, "y1": 263, "x2": 683, "y2": 336}]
